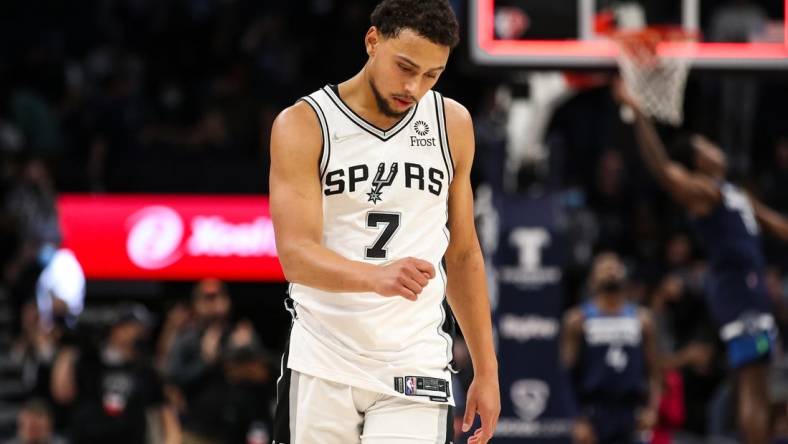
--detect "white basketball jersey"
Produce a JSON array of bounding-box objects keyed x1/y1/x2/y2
[{"x1": 286, "y1": 85, "x2": 456, "y2": 404}]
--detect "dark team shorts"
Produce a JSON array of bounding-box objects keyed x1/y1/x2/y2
[
  {"x1": 583, "y1": 402, "x2": 636, "y2": 444},
  {"x1": 705, "y1": 270, "x2": 777, "y2": 369}
]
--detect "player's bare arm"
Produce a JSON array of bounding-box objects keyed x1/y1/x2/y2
[
  {"x1": 639, "y1": 307, "x2": 662, "y2": 431},
  {"x1": 750, "y1": 195, "x2": 788, "y2": 242},
  {"x1": 442, "y1": 98, "x2": 500, "y2": 444},
  {"x1": 614, "y1": 80, "x2": 719, "y2": 214},
  {"x1": 270, "y1": 102, "x2": 435, "y2": 300}
]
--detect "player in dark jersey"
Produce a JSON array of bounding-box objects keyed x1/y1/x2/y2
[
  {"x1": 562, "y1": 252, "x2": 661, "y2": 444},
  {"x1": 615, "y1": 80, "x2": 788, "y2": 444}
]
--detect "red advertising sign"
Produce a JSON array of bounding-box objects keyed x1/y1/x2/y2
[{"x1": 58, "y1": 194, "x2": 284, "y2": 281}]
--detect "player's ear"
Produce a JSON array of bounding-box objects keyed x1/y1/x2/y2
[{"x1": 365, "y1": 27, "x2": 380, "y2": 57}]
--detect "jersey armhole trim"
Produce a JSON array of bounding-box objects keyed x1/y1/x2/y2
[
  {"x1": 437, "y1": 261, "x2": 454, "y2": 368},
  {"x1": 299, "y1": 96, "x2": 331, "y2": 181},
  {"x1": 439, "y1": 94, "x2": 456, "y2": 177},
  {"x1": 433, "y1": 91, "x2": 454, "y2": 184}
]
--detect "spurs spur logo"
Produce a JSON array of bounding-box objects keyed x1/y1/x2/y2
[{"x1": 367, "y1": 162, "x2": 398, "y2": 204}]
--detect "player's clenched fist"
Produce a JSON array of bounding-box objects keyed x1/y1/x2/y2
[{"x1": 371, "y1": 257, "x2": 436, "y2": 300}]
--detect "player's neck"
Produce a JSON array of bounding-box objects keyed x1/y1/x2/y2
[
  {"x1": 593, "y1": 294, "x2": 626, "y2": 313},
  {"x1": 337, "y1": 71, "x2": 406, "y2": 131}
]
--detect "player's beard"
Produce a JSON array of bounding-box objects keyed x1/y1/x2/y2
[
  {"x1": 597, "y1": 278, "x2": 624, "y2": 294},
  {"x1": 369, "y1": 78, "x2": 410, "y2": 119}
]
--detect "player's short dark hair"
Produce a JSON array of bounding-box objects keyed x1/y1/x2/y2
[{"x1": 370, "y1": 0, "x2": 460, "y2": 49}]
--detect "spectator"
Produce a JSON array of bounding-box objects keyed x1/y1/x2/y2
[
  {"x1": 648, "y1": 272, "x2": 720, "y2": 442},
  {"x1": 166, "y1": 278, "x2": 263, "y2": 444},
  {"x1": 10, "y1": 301, "x2": 64, "y2": 400},
  {"x1": 218, "y1": 338, "x2": 276, "y2": 444},
  {"x1": 759, "y1": 137, "x2": 788, "y2": 212},
  {"x1": 765, "y1": 266, "x2": 788, "y2": 343},
  {"x1": 51, "y1": 303, "x2": 180, "y2": 444},
  {"x1": 35, "y1": 248, "x2": 85, "y2": 332},
  {"x1": 760, "y1": 138, "x2": 788, "y2": 265},
  {"x1": 156, "y1": 301, "x2": 193, "y2": 373},
  {"x1": 4, "y1": 157, "x2": 60, "y2": 255},
  {"x1": 3, "y1": 157, "x2": 61, "y2": 333},
  {"x1": 588, "y1": 148, "x2": 634, "y2": 254},
  {"x1": 3, "y1": 398, "x2": 65, "y2": 444},
  {"x1": 1, "y1": 299, "x2": 71, "y2": 436}
]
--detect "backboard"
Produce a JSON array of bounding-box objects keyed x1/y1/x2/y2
[{"x1": 470, "y1": 0, "x2": 788, "y2": 69}]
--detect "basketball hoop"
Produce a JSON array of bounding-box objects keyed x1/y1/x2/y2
[{"x1": 610, "y1": 26, "x2": 697, "y2": 126}]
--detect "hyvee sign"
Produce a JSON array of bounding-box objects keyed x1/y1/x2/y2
[{"x1": 58, "y1": 194, "x2": 284, "y2": 281}]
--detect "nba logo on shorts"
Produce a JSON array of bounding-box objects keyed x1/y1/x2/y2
[{"x1": 405, "y1": 377, "x2": 417, "y2": 395}]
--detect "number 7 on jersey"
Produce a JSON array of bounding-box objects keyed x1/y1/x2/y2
[{"x1": 365, "y1": 212, "x2": 401, "y2": 259}]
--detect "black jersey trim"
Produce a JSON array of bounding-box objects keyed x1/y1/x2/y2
[
  {"x1": 322, "y1": 85, "x2": 418, "y2": 142},
  {"x1": 433, "y1": 91, "x2": 453, "y2": 184},
  {"x1": 439, "y1": 94, "x2": 456, "y2": 177},
  {"x1": 444, "y1": 405, "x2": 455, "y2": 444},
  {"x1": 299, "y1": 96, "x2": 331, "y2": 181},
  {"x1": 273, "y1": 307, "x2": 294, "y2": 444},
  {"x1": 437, "y1": 262, "x2": 455, "y2": 371}
]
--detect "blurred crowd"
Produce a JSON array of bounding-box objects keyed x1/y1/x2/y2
[
  {"x1": 0, "y1": 0, "x2": 787, "y2": 443},
  {"x1": 1, "y1": 276, "x2": 277, "y2": 444}
]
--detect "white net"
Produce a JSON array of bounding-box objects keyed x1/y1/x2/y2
[{"x1": 613, "y1": 29, "x2": 695, "y2": 126}]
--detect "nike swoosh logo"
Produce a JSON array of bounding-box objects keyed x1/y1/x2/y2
[{"x1": 332, "y1": 132, "x2": 362, "y2": 142}]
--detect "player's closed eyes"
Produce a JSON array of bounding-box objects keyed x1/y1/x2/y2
[
  {"x1": 398, "y1": 63, "x2": 439, "y2": 80},
  {"x1": 398, "y1": 64, "x2": 413, "y2": 73}
]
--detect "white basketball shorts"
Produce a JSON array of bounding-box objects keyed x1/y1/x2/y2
[{"x1": 273, "y1": 370, "x2": 454, "y2": 444}]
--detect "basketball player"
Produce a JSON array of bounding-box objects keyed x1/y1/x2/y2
[
  {"x1": 268, "y1": 1, "x2": 500, "y2": 443},
  {"x1": 615, "y1": 81, "x2": 788, "y2": 444},
  {"x1": 562, "y1": 252, "x2": 661, "y2": 444}
]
